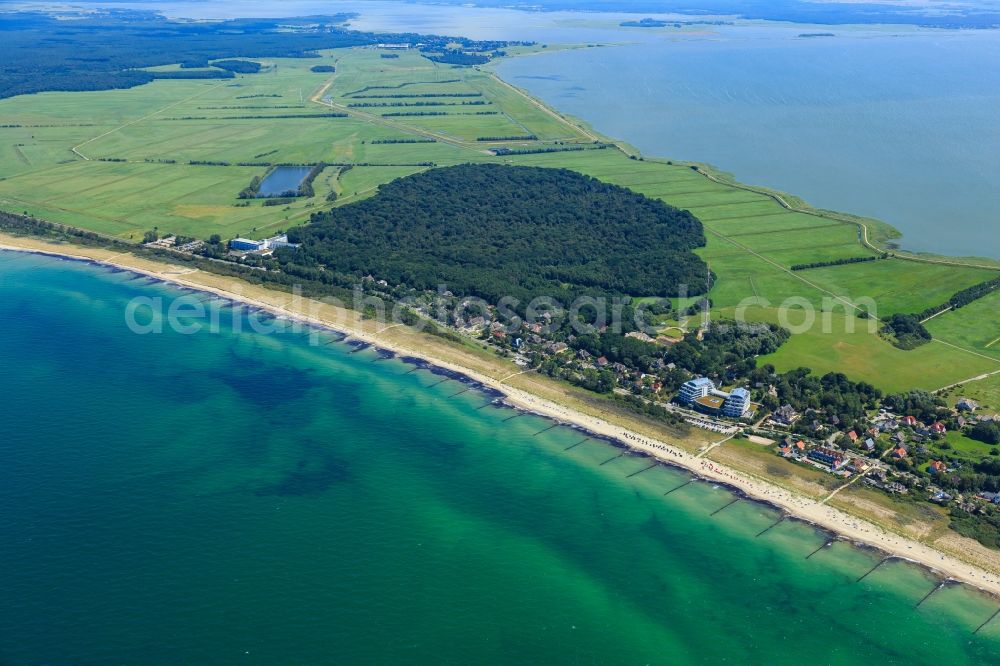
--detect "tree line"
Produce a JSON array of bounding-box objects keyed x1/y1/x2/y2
[
  {"x1": 476, "y1": 135, "x2": 538, "y2": 142},
  {"x1": 424, "y1": 51, "x2": 491, "y2": 66},
  {"x1": 1, "y1": 11, "x2": 521, "y2": 99},
  {"x1": 913, "y1": 273, "x2": 1000, "y2": 321},
  {"x1": 791, "y1": 253, "x2": 889, "y2": 271},
  {"x1": 350, "y1": 93, "x2": 483, "y2": 99},
  {"x1": 493, "y1": 145, "x2": 610, "y2": 156},
  {"x1": 369, "y1": 138, "x2": 436, "y2": 144},
  {"x1": 164, "y1": 113, "x2": 347, "y2": 120},
  {"x1": 347, "y1": 101, "x2": 489, "y2": 107}
]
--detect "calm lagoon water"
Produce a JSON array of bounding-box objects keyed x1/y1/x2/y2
[
  {"x1": 2, "y1": 249, "x2": 1000, "y2": 663},
  {"x1": 496, "y1": 27, "x2": 1000, "y2": 259},
  {"x1": 258, "y1": 165, "x2": 313, "y2": 197}
]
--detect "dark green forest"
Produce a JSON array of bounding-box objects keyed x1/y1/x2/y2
[
  {"x1": 285, "y1": 164, "x2": 709, "y2": 306},
  {"x1": 425, "y1": 50, "x2": 492, "y2": 66},
  {"x1": 0, "y1": 10, "x2": 518, "y2": 99}
]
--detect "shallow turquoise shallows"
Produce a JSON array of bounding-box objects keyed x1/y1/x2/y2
[{"x1": 1, "y1": 250, "x2": 998, "y2": 665}]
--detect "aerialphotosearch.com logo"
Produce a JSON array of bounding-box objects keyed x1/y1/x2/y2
[{"x1": 124, "y1": 281, "x2": 879, "y2": 340}]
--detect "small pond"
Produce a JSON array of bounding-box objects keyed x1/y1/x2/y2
[{"x1": 258, "y1": 166, "x2": 314, "y2": 197}]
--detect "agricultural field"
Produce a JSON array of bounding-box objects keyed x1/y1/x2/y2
[
  {"x1": 924, "y1": 289, "x2": 1000, "y2": 361},
  {"x1": 798, "y1": 259, "x2": 996, "y2": 317},
  {"x1": 756, "y1": 309, "x2": 991, "y2": 392},
  {"x1": 0, "y1": 48, "x2": 601, "y2": 240},
  {"x1": 0, "y1": 43, "x2": 998, "y2": 394}
]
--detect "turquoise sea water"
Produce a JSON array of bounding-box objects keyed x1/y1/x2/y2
[{"x1": 2, "y1": 249, "x2": 1000, "y2": 664}]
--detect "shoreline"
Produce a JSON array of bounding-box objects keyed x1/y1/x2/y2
[
  {"x1": 488, "y1": 49, "x2": 1000, "y2": 270},
  {"x1": 4, "y1": 235, "x2": 1000, "y2": 604}
]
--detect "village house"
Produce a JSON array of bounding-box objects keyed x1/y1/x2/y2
[
  {"x1": 874, "y1": 418, "x2": 898, "y2": 432},
  {"x1": 929, "y1": 490, "x2": 953, "y2": 503},
  {"x1": 977, "y1": 492, "x2": 1000, "y2": 505},
  {"x1": 928, "y1": 460, "x2": 948, "y2": 475},
  {"x1": 847, "y1": 458, "x2": 869, "y2": 474},
  {"x1": 770, "y1": 404, "x2": 799, "y2": 426},
  {"x1": 625, "y1": 331, "x2": 655, "y2": 343},
  {"x1": 956, "y1": 398, "x2": 979, "y2": 412},
  {"x1": 807, "y1": 447, "x2": 846, "y2": 469}
]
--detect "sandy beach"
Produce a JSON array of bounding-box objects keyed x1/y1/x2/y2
[{"x1": 4, "y1": 234, "x2": 1000, "y2": 599}]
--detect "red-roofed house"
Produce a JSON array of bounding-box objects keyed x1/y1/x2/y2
[
  {"x1": 930, "y1": 422, "x2": 947, "y2": 434},
  {"x1": 902, "y1": 416, "x2": 918, "y2": 427},
  {"x1": 892, "y1": 446, "x2": 908, "y2": 459},
  {"x1": 928, "y1": 460, "x2": 947, "y2": 475},
  {"x1": 847, "y1": 430, "x2": 859, "y2": 443},
  {"x1": 848, "y1": 458, "x2": 869, "y2": 474}
]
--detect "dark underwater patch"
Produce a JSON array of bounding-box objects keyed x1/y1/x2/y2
[{"x1": 254, "y1": 446, "x2": 353, "y2": 497}]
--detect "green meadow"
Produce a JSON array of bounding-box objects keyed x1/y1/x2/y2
[
  {"x1": 0, "y1": 45, "x2": 997, "y2": 393},
  {"x1": 924, "y1": 289, "x2": 1000, "y2": 361}
]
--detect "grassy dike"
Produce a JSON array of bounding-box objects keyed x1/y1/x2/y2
[{"x1": 4, "y1": 229, "x2": 1000, "y2": 598}]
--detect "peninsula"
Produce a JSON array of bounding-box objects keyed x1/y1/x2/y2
[{"x1": 2, "y1": 7, "x2": 1000, "y2": 604}]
